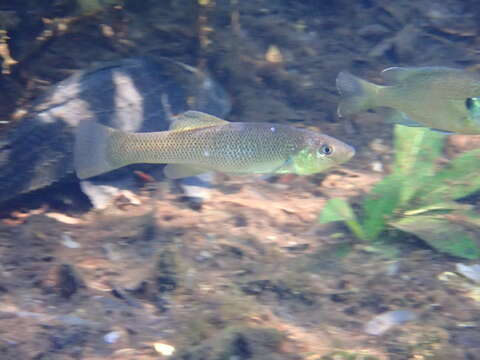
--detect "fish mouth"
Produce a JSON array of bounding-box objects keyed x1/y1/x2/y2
[
  {"x1": 341, "y1": 144, "x2": 356, "y2": 162},
  {"x1": 347, "y1": 144, "x2": 356, "y2": 158}
]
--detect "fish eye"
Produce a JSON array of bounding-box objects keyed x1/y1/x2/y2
[
  {"x1": 466, "y1": 98, "x2": 474, "y2": 110},
  {"x1": 318, "y1": 144, "x2": 333, "y2": 156}
]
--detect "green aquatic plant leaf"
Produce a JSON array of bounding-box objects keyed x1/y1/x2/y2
[
  {"x1": 391, "y1": 213, "x2": 480, "y2": 259},
  {"x1": 403, "y1": 201, "x2": 472, "y2": 216},
  {"x1": 319, "y1": 198, "x2": 356, "y2": 223},
  {"x1": 392, "y1": 125, "x2": 445, "y2": 206},
  {"x1": 319, "y1": 198, "x2": 366, "y2": 240},
  {"x1": 361, "y1": 174, "x2": 403, "y2": 241},
  {"x1": 318, "y1": 124, "x2": 480, "y2": 255},
  {"x1": 415, "y1": 148, "x2": 480, "y2": 205}
]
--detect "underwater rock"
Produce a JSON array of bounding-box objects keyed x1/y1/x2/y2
[
  {"x1": 456, "y1": 263, "x2": 480, "y2": 284},
  {"x1": 0, "y1": 56, "x2": 231, "y2": 205},
  {"x1": 364, "y1": 309, "x2": 417, "y2": 336}
]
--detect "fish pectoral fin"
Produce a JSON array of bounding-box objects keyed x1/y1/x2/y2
[
  {"x1": 169, "y1": 111, "x2": 228, "y2": 131},
  {"x1": 163, "y1": 164, "x2": 210, "y2": 179},
  {"x1": 271, "y1": 157, "x2": 294, "y2": 174},
  {"x1": 384, "y1": 109, "x2": 422, "y2": 127}
]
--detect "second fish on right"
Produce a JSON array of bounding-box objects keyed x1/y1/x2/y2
[{"x1": 336, "y1": 66, "x2": 480, "y2": 134}]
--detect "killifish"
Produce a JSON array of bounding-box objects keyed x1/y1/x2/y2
[
  {"x1": 336, "y1": 66, "x2": 480, "y2": 134},
  {"x1": 74, "y1": 111, "x2": 354, "y2": 179}
]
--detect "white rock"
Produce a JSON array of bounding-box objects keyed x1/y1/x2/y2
[
  {"x1": 104, "y1": 331, "x2": 121, "y2": 344},
  {"x1": 61, "y1": 233, "x2": 81, "y2": 249},
  {"x1": 456, "y1": 263, "x2": 480, "y2": 284},
  {"x1": 153, "y1": 342, "x2": 175, "y2": 356}
]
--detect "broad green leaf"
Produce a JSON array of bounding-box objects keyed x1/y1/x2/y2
[
  {"x1": 319, "y1": 198, "x2": 356, "y2": 224},
  {"x1": 390, "y1": 213, "x2": 480, "y2": 259},
  {"x1": 392, "y1": 125, "x2": 445, "y2": 206},
  {"x1": 362, "y1": 174, "x2": 403, "y2": 241},
  {"x1": 416, "y1": 149, "x2": 480, "y2": 205},
  {"x1": 319, "y1": 198, "x2": 366, "y2": 241}
]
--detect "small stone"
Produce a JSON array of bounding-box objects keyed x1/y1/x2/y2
[
  {"x1": 456, "y1": 263, "x2": 480, "y2": 284},
  {"x1": 195, "y1": 250, "x2": 213, "y2": 262},
  {"x1": 153, "y1": 342, "x2": 175, "y2": 356},
  {"x1": 370, "y1": 161, "x2": 384, "y2": 173},
  {"x1": 364, "y1": 309, "x2": 417, "y2": 335},
  {"x1": 61, "y1": 233, "x2": 81, "y2": 249},
  {"x1": 104, "y1": 331, "x2": 121, "y2": 344},
  {"x1": 265, "y1": 45, "x2": 283, "y2": 64}
]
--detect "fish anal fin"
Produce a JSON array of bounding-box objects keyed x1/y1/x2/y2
[
  {"x1": 169, "y1": 111, "x2": 228, "y2": 131},
  {"x1": 164, "y1": 164, "x2": 209, "y2": 179}
]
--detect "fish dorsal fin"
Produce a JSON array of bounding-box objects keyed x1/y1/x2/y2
[
  {"x1": 381, "y1": 66, "x2": 461, "y2": 83},
  {"x1": 169, "y1": 111, "x2": 228, "y2": 131}
]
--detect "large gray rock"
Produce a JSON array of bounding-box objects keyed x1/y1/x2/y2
[{"x1": 0, "y1": 57, "x2": 230, "y2": 204}]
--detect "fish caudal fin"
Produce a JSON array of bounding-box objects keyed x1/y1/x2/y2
[
  {"x1": 74, "y1": 120, "x2": 125, "y2": 179},
  {"x1": 336, "y1": 71, "x2": 379, "y2": 117}
]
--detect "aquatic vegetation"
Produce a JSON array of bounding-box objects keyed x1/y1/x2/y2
[{"x1": 320, "y1": 125, "x2": 480, "y2": 259}]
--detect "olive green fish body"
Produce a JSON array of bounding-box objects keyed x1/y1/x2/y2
[
  {"x1": 112, "y1": 123, "x2": 305, "y2": 173},
  {"x1": 75, "y1": 111, "x2": 354, "y2": 179},
  {"x1": 337, "y1": 67, "x2": 480, "y2": 134}
]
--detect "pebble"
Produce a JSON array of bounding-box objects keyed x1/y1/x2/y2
[
  {"x1": 153, "y1": 342, "x2": 175, "y2": 356},
  {"x1": 370, "y1": 160, "x2": 384, "y2": 173},
  {"x1": 61, "y1": 233, "x2": 81, "y2": 249},
  {"x1": 456, "y1": 263, "x2": 480, "y2": 284},
  {"x1": 195, "y1": 250, "x2": 213, "y2": 262},
  {"x1": 179, "y1": 173, "x2": 214, "y2": 205},
  {"x1": 104, "y1": 331, "x2": 121, "y2": 344},
  {"x1": 364, "y1": 309, "x2": 417, "y2": 335}
]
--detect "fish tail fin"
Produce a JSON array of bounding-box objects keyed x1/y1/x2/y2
[
  {"x1": 74, "y1": 120, "x2": 128, "y2": 179},
  {"x1": 336, "y1": 71, "x2": 380, "y2": 117}
]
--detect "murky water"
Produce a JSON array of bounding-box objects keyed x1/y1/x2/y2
[{"x1": 1, "y1": 1, "x2": 480, "y2": 359}]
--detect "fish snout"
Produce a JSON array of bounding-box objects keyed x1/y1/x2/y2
[
  {"x1": 336, "y1": 142, "x2": 355, "y2": 163},
  {"x1": 346, "y1": 143, "x2": 356, "y2": 159}
]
